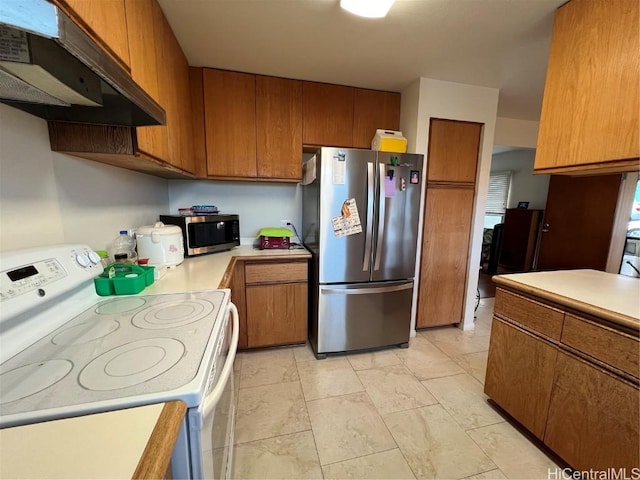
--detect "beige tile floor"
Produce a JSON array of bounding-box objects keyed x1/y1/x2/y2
[{"x1": 231, "y1": 298, "x2": 560, "y2": 479}]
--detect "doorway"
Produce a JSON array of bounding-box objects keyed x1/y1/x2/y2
[{"x1": 478, "y1": 146, "x2": 550, "y2": 298}]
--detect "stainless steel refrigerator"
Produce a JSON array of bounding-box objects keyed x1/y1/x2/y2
[{"x1": 302, "y1": 147, "x2": 424, "y2": 358}]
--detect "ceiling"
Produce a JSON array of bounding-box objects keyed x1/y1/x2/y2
[{"x1": 158, "y1": 0, "x2": 566, "y2": 121}]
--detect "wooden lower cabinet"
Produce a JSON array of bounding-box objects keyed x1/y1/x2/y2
[
  {"x1": 246, "y1": 283, "x2": 307, "y2": 348},
  {"x1": 487, "y1": 286, "x2": 640, "y2": 471},
  {"x1": 484, "y1": 318, "x2": 558, "y2": 439},
  {"x1": 544, "y1": 351, "x2": 640, "y2": 472},
  {"x1": 230, "y1": 259, "x2": 308, "y2": 349}
]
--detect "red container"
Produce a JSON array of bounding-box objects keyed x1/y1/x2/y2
[{"x1": 259, "y1": 236, "x2": 290, "y2": 250}]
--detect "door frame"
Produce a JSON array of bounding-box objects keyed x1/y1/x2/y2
[{"x1": 606, "y1": 173, "x2": 638, "y2": 272}]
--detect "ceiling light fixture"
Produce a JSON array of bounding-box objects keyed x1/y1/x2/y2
[{"x1": 340, "y1": 0, "x2": 395, "y2": 18}]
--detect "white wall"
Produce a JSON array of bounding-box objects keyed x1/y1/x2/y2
[
  {"x1": 491, "y1": 148, "x2": 550, "y2": 210},
  {"x1": 494, "y1": 117, "x2": 539, "y2": 148},
  {"x1": 168, "y1": 180, "x2": 301, "y2": 244},
  {"x1": 401, "y1": 78, "x2": 499, "y2": 332},
  {"x1": 0, "y1": 104, "x2": 170, "y2": 252}
]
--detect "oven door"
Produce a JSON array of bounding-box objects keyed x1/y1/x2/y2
[{"x1": 187, "y1": 303, "x2": 239, "y2": 480}]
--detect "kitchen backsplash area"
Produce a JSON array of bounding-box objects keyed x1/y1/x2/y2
[
  {"x1": 168, "y1": 179, "x2": 302, "y2": 245},
  {"x1": 0, "y1": 104, "x2": 170, "y2": 252}
]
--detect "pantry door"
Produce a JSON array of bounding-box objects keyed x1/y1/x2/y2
[{"x1": 536, "y1": 174, "x2": 622, "y2": 271}]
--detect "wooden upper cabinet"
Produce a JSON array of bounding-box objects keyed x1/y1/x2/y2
[
  {"x1": 353, "y1": 89, "x2": 401, "y2": 148},
  {"x1": 170, "y1": 33, "x2": 195, "y2": 174},
  {"x1": 204, "y1": 69, "x2": 257, "y2": 178},
  {"x1": 302, "y1": 82, "x2": 354, "y2": 147},
  {"x1": 189, "y1": 68, "x2": 208, "y2": 178},
  {"x1": 426, "y1": 119, "x2": 481, "y2": 183},
  {"x1": 125, "y1": 0, "x2": 168, "y2": 162},
  {"x1": 534, "y1": 0, "x2": 640, "y2": 174},
  {"x1": 256, "y1": 76, "x2": 303, "y2": 180},
  {"x1": 57, "y1": 0, "x2": 130, "y2": 70},
  {"x1": 150, "y1": 1, "x2": 194, "y2": 172}
]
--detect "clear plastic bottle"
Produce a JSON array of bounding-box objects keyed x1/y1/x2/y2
[{"x1": 110, "y1": 230, "x2": 138, "y2": 264}]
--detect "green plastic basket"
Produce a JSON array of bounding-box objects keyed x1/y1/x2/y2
[{"x1": 94, "y1": 264, "x2": 155, "y2": 296}]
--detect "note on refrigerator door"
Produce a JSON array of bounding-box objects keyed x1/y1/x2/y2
[
  {"x1": 332, "y1": 198, "x2": 362, "y2": 237},
  {"x1": 332, "y1": 156, "x2": 346, "y2": 185},
  {"x1": 384, "y1": 176, "x2": 396, "y2": 197}
]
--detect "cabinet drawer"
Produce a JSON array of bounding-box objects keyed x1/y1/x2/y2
[
  {"x1": 562, "y1": 314, "x2": 640, "y2": 379},
  {"x1": 245, "y1": 261, "x2": 307, "y2": 284},
  {"x1": 494, "y1": 289, "x2": 564, "y2": 340}
]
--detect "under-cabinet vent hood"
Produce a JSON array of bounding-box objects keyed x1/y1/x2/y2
[{"x1": 0, "y1": 0, "x2": 165, "y2": 126}]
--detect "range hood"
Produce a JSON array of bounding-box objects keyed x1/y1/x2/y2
[{"x1": 0, "y1": 0, "x2": 165, "y2": 126}]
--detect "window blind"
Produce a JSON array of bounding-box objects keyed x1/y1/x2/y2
[{"x1": 486, "y1": 171, "x2": 511, "y2": 214}]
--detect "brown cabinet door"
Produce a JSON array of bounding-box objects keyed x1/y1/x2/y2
[
  {"x1": 170, "y1": 36, "x2": 195, "y2": 174},
  {"x1": 417, "y1": 186, "x2": 474, "y2": 327},
  {"x1": 204, "y1": 69, "x2": 257, "y2": 178},
  {"x1": 189, "y1": 67, "x2": 207, "y2": 178},
  {"x1": 352, "y1": 89, "x2": 400, "y2": 149},
  {"x1": 231, "y1": 261, "x2": 248, "y2": 349},
  {"x1": 58, "y1": 0, "x2": 130, "y2": 70},
  {"x1": 245, "y1": 283, "x2": 307, "y2": 348},
  {"x1": 125, "y1": 0, "x2": 169, "y2": 162},
  {"x1": 426, "y1": 119, "x2": 481, "y2": 183},
  {"x1": 302, "y1": 82, "x2": 354, "y2": 147},
  {"x1": 535, "y1": 0, "x2": 639, "y2": 172},
  {"x1": 484, "y1": 319, "x2": 558, "y2": 439},
  {"x1": 256, "y1": 76, "x2": 302, "y2": 180},
  {"x1": 544, "y1": 351, "x2": 639, "y2": 470},
  {"x1": 152, "y1": 2, "x2": 183, "y2": 170}
]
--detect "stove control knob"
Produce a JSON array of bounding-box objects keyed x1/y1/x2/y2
[
  {"x1": 88, "y1": 251, "x2": 101, "y2": 265},
  {"x1": 76, "y1": 253, "x2": 91, "y2": 268}
]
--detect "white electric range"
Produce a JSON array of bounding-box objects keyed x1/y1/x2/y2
[{"x1": 0, "y1": 244, "x2": 238, "y2": 479}]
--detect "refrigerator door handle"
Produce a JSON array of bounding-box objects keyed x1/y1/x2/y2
[
  {"x1": 321, "y1": 283, "x2": 413, "y2": 295},
  {"x1": 374, "y1": 163, "x2": 386, "y2": 271},
  {"x1": 363, "y1": 162, "x2": 375, "y2": 272}
]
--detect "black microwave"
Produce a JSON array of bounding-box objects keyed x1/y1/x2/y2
[{"x1": 160, "y1": 214, "x2": 240, "y2": 256}]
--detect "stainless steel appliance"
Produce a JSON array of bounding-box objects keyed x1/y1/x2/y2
[
  {"x1": 0, "y1": 0, "x2": 164, "y2": 126},
  {"x1": 160, "y1": 214, "x2": 240, "y2": 257},
  {"x1": 302, "y1": 147, "x2": 424, "y2": 358},
  {"x1": 0, "y1": 244, "x2": 239, "y2": 479}
]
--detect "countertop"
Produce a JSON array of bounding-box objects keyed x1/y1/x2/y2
[
  {"x1": 494, "y1": 269, "x2": 640, "y2": 330},
  {"x1": 144, "y1": 245, "x2": 311, "y2": 294},
  {"x1": 0, "y1": 401, "x2": 186, "y2": 479}
]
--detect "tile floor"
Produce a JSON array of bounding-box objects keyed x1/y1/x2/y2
[{"x1": 230, "y1": 299, "x2": 560, "y2": 479}]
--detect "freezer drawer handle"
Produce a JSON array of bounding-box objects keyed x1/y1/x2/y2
[
  {"x1": 321, "y1": 284, "x2": 413, "y2": 295},
  {"x1": 374, "y1": 163, "x2": 386, "y2": 271},
  {"x1": 363, "y1": 162, "x2": 374, "y2": 272}
]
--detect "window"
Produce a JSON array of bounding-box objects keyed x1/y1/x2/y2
[{"x1": 484, "y1": 171, "x2": 511, "y2": 228}]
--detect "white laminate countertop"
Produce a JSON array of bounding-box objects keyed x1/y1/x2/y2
[
  {"x1": 143, "y1": 245, "x2": 311, "y2": 294},
  {"x1": 0, "y1": 404, "x2": 163, "y2": 479},
  {"x1": 495, "y1": 269, "x2": 640, "y2": 327}
]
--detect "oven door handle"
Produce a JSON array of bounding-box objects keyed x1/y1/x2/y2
[{"x1": 201, "y1": 302, "x2": 239, "y2": 418}]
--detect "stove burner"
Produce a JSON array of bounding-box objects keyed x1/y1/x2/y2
[
  {"x1": 52, "y1": 320, "x2": 119, "y2": 346},
  {"x1": 0, "y1": 360, "x2": 73, "y2": 404},
  {"x1": 132, "y1": 299, "x2": 214, "y2": 329},
  {"x1": 95, "y1": 297, "x2": 147, "y2": 315},
  {"x1": 79, "y1": 338, "x2": 185, "y2": 391}
]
